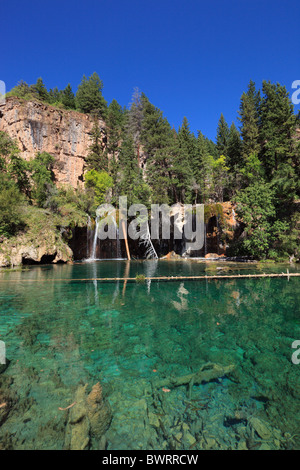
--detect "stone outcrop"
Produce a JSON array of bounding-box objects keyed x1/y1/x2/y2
[
  {"x1": 0, "y1": 221, "x2": 73, "y2": 267},
  {"x1": 0, "y1": 97, "x2": 105, "y2": 188}
]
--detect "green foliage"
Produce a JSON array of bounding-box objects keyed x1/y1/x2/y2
[
  {"x1": 0, "y1": 174, "x2": 27, "y2": 237},
  {"x1": 3, "y1": 75, "x2": 300, "y2": 261},
  {"x1": 84, "y1": 169, "x2": 113, "y2": 206},
  {"x1": 86, "y1": 120, "x2": 108, "y2": 171},
  {"x1": 235, "y1": 182, "x2": 276, "y2": 258},
  {"x1": 29, "y1": 152, "x2": 55, "y2": 206},
  {"x1": 75, "y1": 72, "x2": 107, "y2": 116},
  {"x1": 259, "y1": 81, "x2": 296, "y2": 180},
  {"x1": 61, "y1": 83, "x2": 76, "y2": 109},
  {"x1": 216, "y1": 114, "x2": 229, "y2": 156},
  {"x1": 239, "y1": 80, "x2": 261, "y2": 161},
  {"x1": 227, "y1": 122, "x2": 242, "y2": 170},
  {"x1": 135, "y1": 274, "x2": 146, "y2": 283}
]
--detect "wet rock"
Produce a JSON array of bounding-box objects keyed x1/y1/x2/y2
[
  {"x1": 148, "y1": 412, "x2": 160, "y2": 428},
  {"x1": 65, "y1": 382, "x2": 112, "y2": 450},
  {"x1": 249, "y1": 417, "x2": 272, "y2": 440},
  {"x1": 183, "y1": 431, "x2": 196, "y2": 448},
  {"x1": 161, "y1": 251, "x2": 182, "y2": 260},
  {"x1": 237, "y1": 440, "x2": 248, "y2": 450},
  {"x1": 204, "y1": 437, "x2": 216, "y2": 449}
]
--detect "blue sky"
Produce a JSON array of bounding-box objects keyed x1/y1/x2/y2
[{"x1": 1, "y1": 0, "x2": 299, "y2": 140}]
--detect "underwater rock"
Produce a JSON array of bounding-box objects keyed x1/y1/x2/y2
[
  {"x1": 249, "y1": 417, "x2": 272, "y2": 440},
  {"x1": 64, "y1": 382, "x2": 112, "y2": 450}
]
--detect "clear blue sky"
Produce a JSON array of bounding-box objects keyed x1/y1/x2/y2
[{"x1": 1, "y1": 0, "x2": 299, "y2": 140}]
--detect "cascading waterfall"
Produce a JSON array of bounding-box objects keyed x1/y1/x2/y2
[
  {"x1": 232, "y1": 208, "x2": 237, "y2": 228},
  {"x1": 90, "y1": 216, "x2": 100, "y2": 260},
  {"x1": 87, "y1": 216, "x2": 93, "y2": 259}
]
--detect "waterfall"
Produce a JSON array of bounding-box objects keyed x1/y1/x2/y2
[
  {"x1": 232, "y1": 208, "x2": 237, "y2": 228},
  {"x1": 204, "y1": 222, "x2": 207, "y2": 257},
  {"x1": 87, "y1": 216, "x2": 93, "y2": 259},
  {"x1": 90, "y1": 216, "x2": 100, "y2": 260}
]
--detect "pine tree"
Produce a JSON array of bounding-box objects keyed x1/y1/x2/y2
[
  {"x1": 106, "y1": 99, "x2": 125, "y2": 161},
  {"x1": 117, "y1": 135, "x2": 147, "y2": 205},
  {"x1": 76, "y1": 73, "x2": 107, "y2": 116},
  {"x1": 140, "y1": 94, "x2": 174, "y2": 203},
  {"x1": 259, "y1": 81, "x2": 296, "y2": 180},
  {"x1": 171, "y1": 118, "x2": 194, "y2": 203},
  {"x1": 127, "y1": 88, "x2": 144, "y2": 166},
  {"x1": 62, "y1": 83, "x2": 75, "y2": 109},
  {"x1": 192, "y1": 131, "x2": 211, "y2": 203},
  {"x1": 238, "y1": 80, "x2": 260, "y2": 162},
  {"x1": 216, "y1": 113, "x2": 229, "y2": 156},
  {"x1": 34, "y1": 77, "x2": 49, "y2": 102},
  {"x1": 86, "y1": 120, "x2": 107, "y2": 172},
  {"x1": 227, "y1": 122, "x2": 242, "y2": 170},
  {"x1": 48, "y1": 87, "x2": 62, "y2": 104}
]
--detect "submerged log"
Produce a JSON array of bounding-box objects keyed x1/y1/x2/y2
[{"x1": 154, "y1": 362, "x2": 235, "y2": 398}]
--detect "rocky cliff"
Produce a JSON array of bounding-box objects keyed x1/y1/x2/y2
[{"x1": 0, "y1": 96, "x2": 106, "y2": 187}]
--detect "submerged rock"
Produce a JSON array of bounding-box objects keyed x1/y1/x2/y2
[
  {"x1": 249, "y1": 417, "x2": 272, "y2": 440},
  {"x1": 64, "y1": 382, "x2": 112, "y2": 450}
]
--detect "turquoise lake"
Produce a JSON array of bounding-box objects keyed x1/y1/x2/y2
[{"x1": 0, "y1": 260, "x2": 299, "y2": 450}]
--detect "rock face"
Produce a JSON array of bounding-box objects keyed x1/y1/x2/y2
[{"x1": 0, "y1": 97, "x2": 105, "y2": 188}]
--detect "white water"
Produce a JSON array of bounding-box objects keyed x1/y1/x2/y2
[{"x1": 89, "y1": 216, "x2": 99, "y2": 261}]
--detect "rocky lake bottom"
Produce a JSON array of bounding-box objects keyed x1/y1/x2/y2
[{"x1": 0, "y1": 260, "x2": 299, "y2": 450}]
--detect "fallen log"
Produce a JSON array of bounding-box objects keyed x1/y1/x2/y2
[{"x1": 154, "y1": 362, "x2": 235, "y2": 399}]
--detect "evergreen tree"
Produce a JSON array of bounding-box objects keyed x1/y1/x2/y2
[
  {"x1": 139, "y1": 94, "x2": 174, "y2": 203},
  {"x1": 171, "y1": 118, "x2": 194, "y2": 203},
  {"x1": 75, "y1": 72, "x2": 107, "y2": 116},
  {"x1": 61, "y1": 83, "x2": 76, "y2": 109},
  {"x1": 127, "y1": 88, "x2": 144, "y2": 166},
  {"x1": 227, "y1": 122, "x2": 242, "y2": 170},
  {"x1": 106, "y1": 99, "x2": 125, "y2": 170},
  {"x1": 216, "y1": 113, "x2": 229, "y2": 156},
  {"x1": 34, "y1": 77, "x2": 49, "y2": 102},
  {"x1": 48, "y1": 87, "x2": 62, "y2": 105},
  {"x1": 192, "y1": 131, "x2": 214, "y2": 203},
  {"x1": 117, "y1": 135, "x2": 149, "y2": 205},
  {"x1": 29, "y1": 152, "x2": 55, "y2": 206},
  {"x1": 238, "y1": 80, "x2": 260, "y2": 161},
  {"x1": 86, "y1": 120, "x2": 107, "y2": 172},
  {"x1": 259, "y1": 81, "x2": 296, "y2": 180}
]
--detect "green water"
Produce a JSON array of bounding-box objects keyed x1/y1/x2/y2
[{"x1": 0, "y1": 260, "x2": 299, "y2": 450}]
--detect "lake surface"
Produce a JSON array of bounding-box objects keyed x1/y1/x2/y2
[{"x1": 0, "y1": 260, "x2": 299, "y2": 450}]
